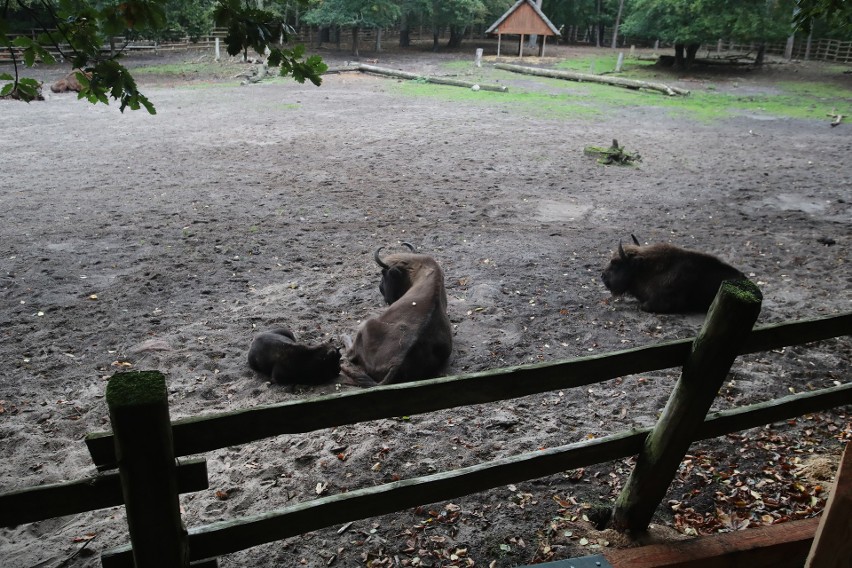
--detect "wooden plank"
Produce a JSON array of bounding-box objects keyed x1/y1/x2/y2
[
  {"x1": 86, "y1": 311, "x2": 851, "y2": 469},
  {"x1": 101, "y1": 429, "x2": 649, "y2": 567},
  {"x1": 100, "y1": 385, "x2": 851, "y2": 567},
  {"x1": 605, "y1": 517, "x2": 819, "y2": 568},
  {"x1": 805, "y1": 442, "x2": 852, "y2": 567},
  {"x1": 612, "y1": 280, "x2": 763, "y2": 531},
  {"x1": 86, "y1": 338, "x2": 692, "y2": 468},
  {"x1": 0, "y1": 458, "x2": 207, "y2": 527},
  {"x1": 107, "y1": 371, "x2": 188, "y2": 567}
]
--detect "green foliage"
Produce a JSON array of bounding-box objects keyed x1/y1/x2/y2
[
  {"x1": 794, "y1": 0, "x2": 852, "y2": 33},
  {"x1": 214, "y1": 0, "x2": 326, "y2": 85},
  {"x1": 1, "y1": 0, "x2": 326, "y2": 111},
  {"x1": 620, "y1": 0, "x2": 799, "y2": 46}
]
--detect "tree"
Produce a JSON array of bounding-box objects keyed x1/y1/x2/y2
[
  {"x1": 793, "y1": 0, "x2": 852, "y2": 33},
  {"x1": 303, "y1": 0, "x2": 399, "y2": 56},
  {"x1": 619, "y1": 0, "x2": 799, "y2": 68},
  {"x1": 1, "y1": 0, "x2": 326, "y2": 113}
]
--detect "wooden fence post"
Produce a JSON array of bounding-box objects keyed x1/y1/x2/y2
[
  {"x1": 107, "y1": 371, "x2": 188, "y2": 568},
  {"x1": 611, "y1": 280, "x2": 763, "y2": 532}
]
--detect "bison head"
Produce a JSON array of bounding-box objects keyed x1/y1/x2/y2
[
  {"x1": 375, "y1": 243, "x2": 416, "y2": 304},
  {"x1": 601, "y1": 240, "x2": 638, "y2": 296}
]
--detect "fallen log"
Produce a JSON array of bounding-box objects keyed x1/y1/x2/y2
[
  {"x1": 354, "y1": 63, "x2": 508, "y2": 92},
  {"x1": 494, "y1": 62, "x2": 689, "y2": 96}
]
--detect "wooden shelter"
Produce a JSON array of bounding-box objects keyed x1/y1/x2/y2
[{"x1": 485, "y1": 0, "x2": 562, "y2": 58}]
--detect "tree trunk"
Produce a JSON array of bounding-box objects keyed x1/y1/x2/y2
[
  {"x1": 755, "y1": 42, "x2": 766, "y2": 65},
  {"x1": 674, "y1": 43, "x2": 685, "y2": 68},
  {"x1": 432, "y1": 29, "x2": 440, "y2": 52},
  {"x1": 447, "y1": 26, "x2": 465, "y2": 48},
  {"x1": 352, "y1": 26, "x2": 360, "y2": 57},
  {"x1": 528, "y1": 0, "x2": 544, "y2": 46},
  {"x1": 686, "y1": 43, "x2": 700, "y2": 67},
  {"x1": 611, "y1": 0, "x2": 625, "y2": 49},
  {"x1": 595, "y1": 0, "x2": 602, "y2": 47},
  {"x1": 400, "y1": 13, "x2": 410, "y2": 47},
  {"x1": 375, "y1": 27, "x2": 382, "y2": 52}
]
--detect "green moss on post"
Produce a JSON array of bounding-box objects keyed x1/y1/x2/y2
[
  {"x1": 107, "y1": 371, "x2": 169, "y2": 409},
  {"x1": 107, "y1": 371, "x2": 188, "y2": 567}
]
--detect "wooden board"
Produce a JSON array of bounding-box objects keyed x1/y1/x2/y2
[
  {"x1": 605, "y1": 517, "x2": 819, "y2": 567},
  {"x1": 805, "y1": 443, "x2": 852, "y2": 567}
]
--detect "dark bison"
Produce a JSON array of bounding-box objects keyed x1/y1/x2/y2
[
  {"x1": 601, "y1": 235, "x2": 747, "y2": 313},
  {"x1": 248, "y1": 328, "x2": 341, "y2": 386},
  {"x1": 342, "y1": 244, "x2": 453, "y2": 387}
]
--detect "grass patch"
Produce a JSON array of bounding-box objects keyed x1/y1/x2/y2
[
  {"x1": 554, "y1": 54, "x2": 658, "y2": 76},
  {"x1": 132, "y1": 62, "x2": 227, "y2": 76},
  {"x1": 396, "y1": 61, "x2": 849, "y2": 123}
]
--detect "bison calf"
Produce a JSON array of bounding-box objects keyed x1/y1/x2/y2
[
  {"x1": 248, "y1": 328, "x2": 341, "y2": 386},
  {"x1": 342, "y1": 244, "x2": 453, "y2": 387},
  {"x1": 601, "y1": 236, "x2": 746, "y2": 313}
]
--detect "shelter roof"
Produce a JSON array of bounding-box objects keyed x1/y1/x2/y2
[{"x1": 485, "y1": 0, "x2": 561, "y2": 36}]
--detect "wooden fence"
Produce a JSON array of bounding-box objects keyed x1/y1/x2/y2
[{"x1": 2, "y1": 281, "x2": 850, "y2": 567}]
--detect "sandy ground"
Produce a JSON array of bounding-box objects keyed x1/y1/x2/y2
[{"x1": 1, "y1": 44, "x2": 850, "y2": 567}]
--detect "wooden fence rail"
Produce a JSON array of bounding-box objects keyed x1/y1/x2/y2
[
  {"x1": 1, "y1": 305, "x2": 849, "y2": 567},
  {"x1": 85, "y1": 311, "x2": 852, "y2": 470},
  {"x1": 100, "y1": 383, "x2": 852, "y2": 567},
  {"x1": 0, "y1": 458, "x2": 207, "y2": 527}
]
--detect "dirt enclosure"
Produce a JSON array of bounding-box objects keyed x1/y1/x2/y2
[{"x1": 1, "y1": 45, "x2": 851, "y2": 567}]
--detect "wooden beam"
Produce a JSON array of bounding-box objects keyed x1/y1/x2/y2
[
  {"x1": 605, "y1": 517, "x2": 819, "y2": 568},
  {"x1": 86, "y1": 312, "x2": 851, "y2": 469},
  {"x1": 805, "y1": 442, "x2": 852, "y2": 567},
  {"x1": 0, "y1": 458, "x2": 207, "y2": 527},
  {"x1": 612, "y1": 280, "x2": 763, "y2": 531},
  {"x1": 108, "y1": 371, "x2": 188, "y2": 567},
  {"x1": 99, "y1": 385, "x2": 851, "y2": 567}
]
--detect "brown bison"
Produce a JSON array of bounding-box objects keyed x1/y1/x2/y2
[
  {"x1": 342, "y1": 244, "x2": 453, "y2": 387},
  {"x1": 248, "y1": 328, "x2": 341, "y2": 386},
  {"x1": 601, "y1": 235, "x2": 747, "y2": 313},
  {"x1": 50, "y1": 69, "x2": 91, "y2": 93}
]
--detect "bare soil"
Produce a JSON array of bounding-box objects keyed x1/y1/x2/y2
[{"x1": 1, "y1": 44, "x2": 850, "y2": 567}]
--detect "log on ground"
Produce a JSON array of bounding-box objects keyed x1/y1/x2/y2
[
  {"x1": 354, "y1": 63, "x2": 508, "y2": 92},
  {"x1": 494, "y1": 62, "x2": 689, "y2": 96}
]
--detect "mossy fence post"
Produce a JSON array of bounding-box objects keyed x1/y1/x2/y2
[
  {"x1": 107, "y1": 371, "x2": 188, "y2": 567},
  {"x1": 611, "y1": 280, "x2": 763, "y2": 532}
]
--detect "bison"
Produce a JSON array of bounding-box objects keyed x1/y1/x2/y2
[
  {"x1": 342, "y1": 244, "x2": 453, "y2": 387},
  {"x1": 601, "y1": 235, "x2": 747, "y2": 313},
  {"x1": 248, "y1": 328, "x2": 341, "y2": 386},
  {"x1": 50, "y1": 69, "x2": 91, "y2": 93}
]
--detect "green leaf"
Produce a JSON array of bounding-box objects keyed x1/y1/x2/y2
[
  {"x1": 0, "y1": 84, "x2": 13, "y2": 97},
  {"x1": 0, "y1": 73, "x2": 13, "y2": 81}
]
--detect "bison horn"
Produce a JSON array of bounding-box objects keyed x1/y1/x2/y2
[
  {"x1": 618, "y1": 240, "x2": 627, "y2": 260},
  {"x1": 374, "y1": 247, "x2": 389, "y2": 269},
  {"x1": 631, "y1": 234, "x2": 640, "y2": 246},
  {"x1": 401, "y1": 242, "x2": 416, "y2": 252}
]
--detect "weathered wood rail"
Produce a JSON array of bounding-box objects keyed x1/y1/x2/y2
[{"x1": 2, "y1": 289, "x2": 850, "y2": 567}]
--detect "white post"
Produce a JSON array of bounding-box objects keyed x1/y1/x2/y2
[
  {"x1": 215, "y1": 37, "x2": 220, "y2": 61},
  {"x1": 615, "y1": 52, "x2": 624, "y2": 72},
  {"x1": 497, "y1": 34, "x2": 502, "y2": 58},
  {"x1": 475, "y1": 48, "x2": 483, "y2": 67},
  {"x1": 629, "y1": 44, "x2": 635, "y2": 58}
]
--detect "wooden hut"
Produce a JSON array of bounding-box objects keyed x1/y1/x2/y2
[{"x1": 485, "y1": 0, "x2": 562, "y2": 58}]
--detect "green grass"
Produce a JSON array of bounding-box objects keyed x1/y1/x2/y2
[
  {"x1": 396, "y1": 60, "x2": 850, "y2": 123},
  {"x1": 132, "y1": 62, "x2": 226, "y2": 75}
]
